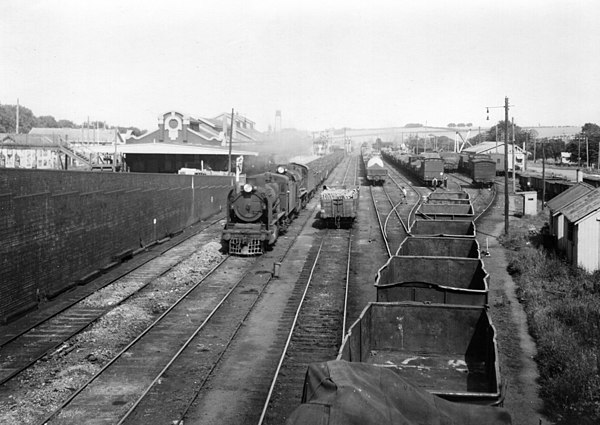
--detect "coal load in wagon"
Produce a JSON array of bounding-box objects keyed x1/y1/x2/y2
[
  {"x1": 337, "y1": 302, "x2": 504, "y2": 406},
  {"x1": 396, "y1": 236, "x2": 480, "y2": 258},
  {"x1": 286, "y1": 360, "x2": 511, "y2": 425},
  {"x1": 375, "y1": 256, "x2": 488, "y2": 305},
  {"x1": 410, "y1": 220, "x2": 476, "y2": 237}
]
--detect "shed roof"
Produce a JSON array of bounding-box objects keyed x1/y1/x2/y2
[
  {"x1": 1, "y1": 133, "x2": 56, "y2": 146},
  {"x1": 30, "y1": 127, "x2": 118, "y2": 142},
  {"x1": 562, "y1": 187, "x2": 600, "y2": 224},
  {"x1": 113, "y1": 142, "x2": 258, "y2": 156},
  {"x1": 547, "y1": 182, "x2": 594, "y2": 215},
  {"x1": 463, "y1": 141, "x2": 524, "y2": 155}
]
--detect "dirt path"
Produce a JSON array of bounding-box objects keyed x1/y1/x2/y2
[{"x1": 478, "y1": 199, "x2": 552, "y2": 425}]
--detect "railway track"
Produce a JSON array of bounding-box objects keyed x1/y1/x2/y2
[
  {"x1": 257, "y1": 155, "x2": 358, "y2": 425},
  {"x1": 29, "y1": 154, "x2": 358, "y2": 425},
  {"x1": 446, "y1": 172, "x2": 498, "y2": 221},
  {"x1": 0, "y1": 217, "x2": 225, "y2": 388},
  {"x1": 259, "y1": 229, "x2": 353, "y2": 425}
]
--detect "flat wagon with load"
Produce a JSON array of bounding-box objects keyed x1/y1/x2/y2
[
  {"x1": 338, "y1": 302, "x2": 504, "y2": 405},
  {"x1": 319, "y1": 186, "x2": 359, "y2": 228},
  {"x1": 374, "y1": 255, "x2": 489, "y2": 305}
]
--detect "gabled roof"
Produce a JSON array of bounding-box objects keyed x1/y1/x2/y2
[
  {"x1": 463, "y1": 141, "x2": 525, "y2": 155},
  {"x1": 562, "y1": 187, "x2": 600, "y2": 224},
  {"x1": 213, "y1": 112, "x2": 256, "y2": 125},
  {"x1": 547, "y1": 182, "x2": 594, "y2": 215},
  {"x1": 187, "y1": 126, "x2": 220, "y2": 141}
]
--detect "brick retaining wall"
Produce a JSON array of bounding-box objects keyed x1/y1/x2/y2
[{"x1": 0, "y1": 169, "x2": 235, "y2": 323}]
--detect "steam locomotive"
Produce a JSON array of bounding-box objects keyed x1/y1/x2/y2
[{"x1": 222, "y1": 151, "x2": 343, "y2": 255}]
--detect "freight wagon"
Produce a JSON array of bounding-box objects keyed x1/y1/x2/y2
[
  {"x1": 319, "y1": 186, "x2": 359, "y2": 228},
  {"x1": 470, "y1": 157, "x2": 496, "y2": 186},
  {"x1": 381, "y1": 150, "x2": 444, "y2": 187},
  {"x1": 375, "y1": 256, "x2": 488, "y2": 305},
  {"x1": 396, "y1": 236, "x2": 480, "y2": 258},
  {"x1": 417, "y1": 202, "x2": 475, "y2": 220},
  {"x1": 440, "y1": 152, "x2": 460, "y2": 171},
  {"x1": 410, "y1": 219, "x2": 476, "y2": 238},
  {"x1": 459, "y1": 154, "x2": 496, "y2": 186},
  {"x1": 338, "y1": 302, "x2": 503, "y2": 405},
  {"x1": 363, "y1": 153, "x2": 387, "y2": 185},
  {"x1": 411, "y1": 157, "x2": 445, "y2": 186},
  {"x1": 518, "y1": 171, "x2": 576, "y2": 202},
  {"x1": 287, "y1": 360, "x2": 512, "y2": 425},
  {"x1": 428, "y1": 191, "x2": 471, "y2": 204}
]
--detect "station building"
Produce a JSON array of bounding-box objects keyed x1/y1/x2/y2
[
  {"x1": 0, "y1": 111, "x2": 260, "y2": 173},
  {"x1": 119, "y1": 111, "x2": 259, "y2": 173}
]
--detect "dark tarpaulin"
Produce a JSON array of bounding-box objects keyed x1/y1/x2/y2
[{"x1": 286, "y1": 361, "x2": 512, "y2": 425}]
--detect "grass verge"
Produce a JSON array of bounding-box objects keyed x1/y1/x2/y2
[{"x1": 500, "y1": 213, "x2": 600, "y2": 424}]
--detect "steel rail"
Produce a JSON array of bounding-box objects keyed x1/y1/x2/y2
[
  {"x1": 0, "y1": 220, "x2": 225, "y2": 387},
  {"x1": 369, "y1": 185, "x2": 392, "y2": 257},
  {"x1": 36, "y1": 256, "x2": 230, "y2": 425},
  {"x1": 0, "y1": 215, "x2": 224, "y2": 350},
  {"x1": 256, "y1": 237, "x2": 326, "y2": 425},
  {"x1": 118, "y1": 262, "x2": 260, "y2": 425},
  {"x1": 154, "y1": 157, "x2": 352, "y2": 425}
]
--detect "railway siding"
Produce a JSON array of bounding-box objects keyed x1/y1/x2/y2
[{"x1": 43, "y1": 255, "x2": 255, "y2": 424}]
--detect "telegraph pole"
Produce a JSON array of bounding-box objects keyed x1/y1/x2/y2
[
  {"x1": 16, "y1": 98, "x2": 19, "y2": 134},
  {"x1": 485, "y1": 97, "x2": 511, "y2": 234},
  {"x1": 542, "y1": 141, "x2": 546, "y2": 210},
  {"x1": 504, "y1": 97, "x2": 509, "y2": 235},
  {"x1": 228, "y1": 108, "x2": 234, "y2": 174},
  {"x1": 586, "y1": 136, "x2": 589, "y2": 168},
  {"x1": 512, "y1": 117, "x2": 516, "y2": 194}
]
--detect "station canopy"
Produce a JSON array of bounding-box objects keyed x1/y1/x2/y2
[{"x1": 88, "y1": 142, "x2": 257, "y2": 156}]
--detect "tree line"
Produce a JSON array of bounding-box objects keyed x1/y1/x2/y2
[
  {"x1": 0, "y1": 103, "x2": 145, "y2": 136},
  {"x1": 468, "y1": 121, "x2": 600, "y2": 167}
]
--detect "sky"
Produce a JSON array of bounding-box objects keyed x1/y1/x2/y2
[{"x1": 1, "y1": 0, "x2": 599, "y2": 133}]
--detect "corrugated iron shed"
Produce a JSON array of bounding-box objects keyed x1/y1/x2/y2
[
  {"x1": 561, "y1": 187, "x2": 600, "y2": 224},
  {"x1": 547, "y1": 182, "x2": 595, "y2": 215}
]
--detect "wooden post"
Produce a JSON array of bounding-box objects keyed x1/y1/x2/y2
[
  {"x1": 504, "y1": 97, "x2": 509, "y2": 235},
  {"x1": 542, "y1": 141, "x2": 546, "y2": 210},
  {"x1": 512, "y1": 117, "x2": 515, "y2": 194},
  {"x1": 228, "y1": 108, "x2": 234, "y2": 174},
  {"x1": 586, "y1": 136, "x2": 589, "y2": 169}
]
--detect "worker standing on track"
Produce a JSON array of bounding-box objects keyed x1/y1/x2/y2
[{"x1": 401, "y1": 186, "x2": 407, "y2": 203}]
